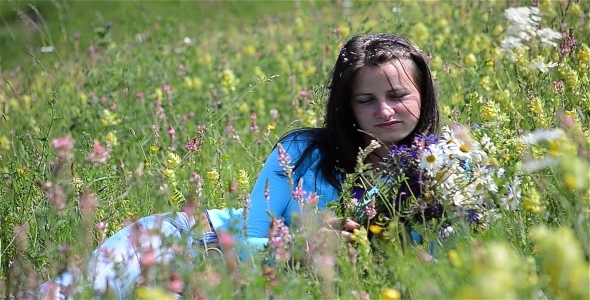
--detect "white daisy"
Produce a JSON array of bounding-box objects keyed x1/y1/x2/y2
[
  {"x1": 451, "y1": 191, "x2": 466, "y2": 206},
  {"x1": 420, "y1": 145, "x2": 445, "y2": 176}
]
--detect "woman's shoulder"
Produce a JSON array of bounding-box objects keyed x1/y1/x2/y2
[{"x1": 276, "y1": 128, "x2": 326, "y2": 153}]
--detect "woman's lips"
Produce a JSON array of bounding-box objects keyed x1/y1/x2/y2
[{"x1": 377, "y1": 120, "x2": 401, "y2": 129}]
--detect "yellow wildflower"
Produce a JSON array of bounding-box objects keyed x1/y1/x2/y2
[
  {"x1": 448, "y1": 249, "x2": 462, "y2": 267},
  {"x1": 254, "y1": 67, "x2": 265, "y2": 80},
  {"x1": 451, "y1": 93, "x2": 463, "y2": 105},
  {"x1": 430, "y1": 56, "x2": 442, "y2": 70},
  {"x1": 80, "y1": 92, "x2": 88, "y2": 103},
  {"x1": 578, "y1": 45, "x2": 590, "y2": 64},
  {"x1": 410, "y1": 22, "x2": 429, "y2": 45},
  {"x1": 155, "y1": 88, "x2": 163, "y2": 99},
  {"x1": 162, "y1": 168, "x2": 175, "y2": 179},
  {"x1": 464, "y1": 53, "x2": 477, "y2": 66},
  {"x1": 238, "y1": 102, "x2": 248, "y2": 113},
  {"x1": 237, "y1": 169, "x2": 250, "y2": 191},
  {"x1": 381, "y1": 288, "x2": 401, "y2": 300},
  {"x1": 167, "y1": 152, "x2": 182, "y2": 169},
  {"x1": 441, "y1": 105, "x2": 451, "y2": 116},
  {"x1": 242, "y1": 45, "x2": 256, "y2": 57},
  {"x1": 304, "y1": 110, "x2": 317, "y2": 127},
  {"x1": 101, "y1": 109, "x2": 121, "y2": 126},
  {"x1": 303, "y1": 65, "x2": 316, "y2": 77},
  {"x1": 220, "y1": 68, "x2": 239, "y2": 93},
  {"x1": 207, "y1": 169, "x2": 219, "y2": 181},
  {"x1": 255, "y1": 98, "x2": 265, "y2": 115},
  {"x1": 135, "y1": 286, "x2": 176, "y2": 300},
  {"x1": 492, "y1": 25, "x2": 503, "y2": 37},
  {"x1": 339, "y1": 25, "x2": 350, "y2": 37},
  {"x1": 150, "y1": 145, "x2": 160, "y2": 152},
  {"x1": 570, "y1": 3, "x2": 583, "y2": 17},
  {"x1": 182, "y1": 76, "x2": 194, "y2": 89},
  {"x1": 481, "y1": 106, "x2": 496, "y2": 121},
  {"x1": 105, "y1": 131, "x2": 118, "y2": 147},
  {"x1": 369, "y1": 224, "x2": 383, "y2": 234},
  {"x1": 0, "y1": 136, "x2": 10, "y2": 150},
  {"x1": 523, "y1": 188, "x2": 543, "y2": 213},
  {"x1": 193, "y1": 77, "x2": 202, "y2": 90},
  {"x1": 479, "y1": 76, "x2": 492, "y2": 91}
]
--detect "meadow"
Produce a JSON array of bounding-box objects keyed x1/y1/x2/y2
[{"x1": 1, "y1": 0, "x2": 589, "y2": 299}]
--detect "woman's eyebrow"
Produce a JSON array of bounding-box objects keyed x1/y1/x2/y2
[{"x1": 353, "y1": 88, "x2": 408, "y2": 97}]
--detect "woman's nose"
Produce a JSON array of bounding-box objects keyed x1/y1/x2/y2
[{"x1": 377, "y1": 101, "x2": 394, "y2": 118}]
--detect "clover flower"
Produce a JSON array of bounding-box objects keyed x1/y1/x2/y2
[
  {"x1": 269, "y1": 218, "x2": 292, "y2": 262},
  {"x1": 86, "y1": 140, "x2": 110, "y2": 164}
]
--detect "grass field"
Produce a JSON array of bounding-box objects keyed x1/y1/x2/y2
[{"x1": 1, "y1": 0, "x2": 589, "y2": 298}]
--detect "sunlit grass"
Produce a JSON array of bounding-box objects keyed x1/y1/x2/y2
[{"x1": 0, "y1": 0, "x2": 589, "y2": 298}]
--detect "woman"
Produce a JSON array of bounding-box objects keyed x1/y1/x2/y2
[{"x1": 42, "y1": 33, "x2": 439, "y2": 298}]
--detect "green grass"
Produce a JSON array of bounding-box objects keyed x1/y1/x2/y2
[
  {"x1": 0, "y1": 0, "x2": 589, "y2": 298},
  {"x1": 0, "y1": 0, "x2": 321, "y2": 71}
]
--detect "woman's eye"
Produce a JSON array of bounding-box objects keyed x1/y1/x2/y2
[{"x1": 357, "y1": 98, "x2": 373, "y2": 104}]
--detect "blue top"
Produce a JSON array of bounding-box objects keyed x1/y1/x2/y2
[{"x1": 206, "y1": 131, "x2": 340, "y2": 261}]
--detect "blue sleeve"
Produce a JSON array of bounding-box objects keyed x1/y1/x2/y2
[
  {"x1": 245, "y1": 133, "x2": 308, "y2": 242},
  {"x1": 206, "y1": 208, "x2": 273, "y2": 261}
]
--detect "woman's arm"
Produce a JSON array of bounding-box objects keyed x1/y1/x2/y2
[{"x1": 245, "y1": 133, "x2": 308, "y2": 240}]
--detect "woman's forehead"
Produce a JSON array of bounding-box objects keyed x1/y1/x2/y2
[{"x1": 353, "y1": 59, "x2": 417, "y2": 82}]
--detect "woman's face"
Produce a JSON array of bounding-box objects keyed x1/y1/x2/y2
[{"x1": 350, "y1": 60, "x2": 421, "y2": 149}]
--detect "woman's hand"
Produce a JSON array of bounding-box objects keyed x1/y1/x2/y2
[{"x1": 320, "y1": 217, "x2": 360, "y2": 242}]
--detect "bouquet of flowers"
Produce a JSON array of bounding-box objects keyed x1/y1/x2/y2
[{"x1": 332, "y1": 125, "x2": 504, "y2": 240}]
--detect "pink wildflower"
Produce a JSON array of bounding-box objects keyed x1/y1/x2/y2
[
  {"x1": 52, "y1": 135, "x2": 73, "y2": 152},
  {"x1": 95, "y1": 222, "x2": 106, "y2": 230},
  {"x1": 166, "y1": 273, "x2": 184, "y2": 294},
  {"x1": 277, "y1": 144, "x2": 292, "y2": 168},
  {"x1": 139, "y1": 248, "x2": 156, "y2": 267},
  {"x1": 185, "y1": 125, "x2": 206, "y2": 153},
  {"x1": 185, "y1": 138, "x2": 197, "y2": 151},
  {"x1": 178, "y1": 64, "x2": 186, "y2": 77},
  {"x1": 364, "y1": 200, "x2": 377, "y2": 220},
  {"x1": 86, "y1": 140, "x2": 109, "y2": 163},
  {"x1": 250, "y1": 113, "x2": 259, "y2": 133},
  {"x1": 560, "y1": 28, "x2": 578, "y2": 56},
  {"x1": 168, "y1": 128, "x2": 176, "y2": 137},
  {"x1": 79, "y1": 189, "x2": 98, "y2": 216},
  {"x1": 269, "y1": 219, "x2": 292, "y2": 261},
  {"x1": 306, "y1": 192, "x2": 318, "y2": 205},
  {"x1": 553, "y1": 80, "x2": 564, "y2": 94},
  {"x1": 217, "y1": 230, "x2": 234, "y2": 249},
  {"x1": 189, "y1": 173, "x2": 204, "y2": 199},
  {"x1": 292, "y1": 182, "x2": 306, "y2": 207},
  {"x1": 163, "y1": 84, "x2": 172, "y2": 95},
  {"x1": 135, "y1": 91, "x2": 144, "y2": 100},
  {"x1": 45, "y1": 184, "x2": 66, "y2": 211}
]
